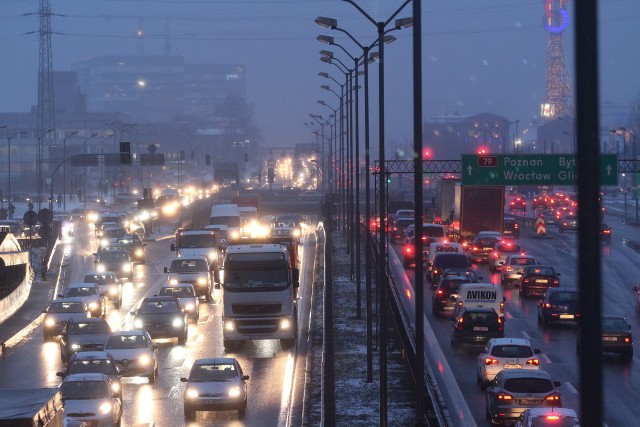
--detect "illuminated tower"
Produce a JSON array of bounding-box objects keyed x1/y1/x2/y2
[{"x1": 541, "y1": 0, "x2": 574, "y2": 121}]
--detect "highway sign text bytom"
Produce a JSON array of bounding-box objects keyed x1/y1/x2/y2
[{"x1": 461, "y1": 154, "x2": 618, "y2": 186}]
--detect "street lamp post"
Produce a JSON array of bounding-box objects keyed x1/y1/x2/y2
[
  {"x1": 7, "y1": 130, "x2": 27, "y2": 209},
  {"x1": 83, "y1": 133, "x2": 98, "y2": 209},
  {"x1": 62, "y1": 130, "x2": 79, "y2": 211},
  {"x1": 37, "y1": 127, "x2": 55, "y2": 210}
]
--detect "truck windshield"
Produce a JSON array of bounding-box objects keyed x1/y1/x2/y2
[
  {"x1": 178, "y1": 234, "x2": 217, "y2": 248},
  {"x1": 224, "y1": 267, "x2": 289, "y2": 291},
  {"x1": 211, "y1": 216, "x2": 241, "y2": 227}
]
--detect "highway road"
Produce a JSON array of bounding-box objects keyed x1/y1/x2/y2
[
  {"x1": 397, "y1": 211, "x2": 640, "y2": 426},
  {"x1": 0, "y1": 218, "x2": 316, "y2": 426}
]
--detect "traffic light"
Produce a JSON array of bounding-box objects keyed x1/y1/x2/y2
[
  {"x1": 423, "y1": 149, "x2": 432, "y2": 159},
  {"x1": 477, "y1": 146, "x2": 489, "y2": 155},
  {"x1": 119, "y1": 141, "x2": 132, "y2": 164}
]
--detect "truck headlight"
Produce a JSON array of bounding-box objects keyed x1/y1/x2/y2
[
  {"x1": 133, "y1": 318, "x2": 143, "y2": 329},
  {"x1": 208, "y1": 251, "x2": 217, "y2": 261},
  {"x1": 228, "y1": 386, "x2": 241, "y2": 398},
  {"x1": 197, "y1": 277, "x2": 207, "y2": 285},
  {"x1": 292, "y1": 229, "x2": 301, "y2": 237},
  {"x1": 172, "y1": 318, "x2": 183, "y2": 327},
  {"x1": 71, "y1": 343, "x2": 82, "y2": 350},
  {"x1": 186, "y1": 388, "x2": 199, "y2": 399},
  {"x1": 111, "y1": 383, "x2": 120, "y2": 394},
  {"x1": 230, "y1": 230, "x2": 240, "y2": 239},
  {"x1": 122, "y1": 264, "x2": 132, "y2": 272},
  {"x1": 280, "y1": 319, "x2": 291, "y2": 330},
  {"x1": 185, "y1": 303, "x2": 194, "y2": 312},
  {"x1": 135, "y1": 249, "x2": 143, "y2": 257},
  {"x1": 98, "y1": 402, "x2": 112, "y2": 415},
  {"x1": 109, "y1": 287, "x2": 118, "y2": 295},
  {"x1": 169, "y1": 279, "x2": 178, "y2": 285},
  {"x1": 45, "y1": 318, "x2": 55, "y2": 327},
  {"x1": 101, "y1": 239, "x2": 109, "y2": 246},
  {"x1": 89, "y1": 302, "x2": 98, "y2": 310},
  {"x1": 138, "y1": 354, "x2": 151, "y2": 366},
  {"x1": 97, "y1": 264, "x2": 106, "y2": 272},
  {"x1": 224, "y1": 320, "x2": 235, "y2": 331}
]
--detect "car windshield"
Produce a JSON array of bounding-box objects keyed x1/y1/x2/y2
[
  {"x1": 83, "y1": 274, "x2": 116, "y2": 284},
  {"x1": 190, "y1": 364, "x2": 238, "y2": 382},
  {"x1": 526, "y1": 267, "x2": 555, "y2": 276},
  {"x1": 549, "y1": 292, "x2": 578, "y2": 304},
  {"x1": 602, "y1": 318, "x2": 628, "y2": 331},
  {"x1": 60, "y1": 380, "x2": 108, "y2": 400},
  {"x1": 69, "y1": 359, "x2": 116, "y2": 375},
  {"x1": 104, "y1": 228, "x2": 125, "y2": 237},
  {"x1": 423, "y1": 226, "x2": 445, "y2": 237},
  {"x1": 99, "y1": 252, "x2": 130, "y2": 262},
  {"x1": 503, "y1": 377, "x2": 553, "y2": 393},
  {"x1": 69, "y1": 321, "x2": 110, "y2": 335},
  {"x1": 65, "y1": 287, "x2": 97, "y2": 297},
  {"x1": 170, "y1": 259, "x2": 207, "y2": 272},
  {"x1": 511, "y1": 258, "x2": 535, "y2": 266},
  {"x1": 178, "y1": 234, "x2": 217, "y2": 248},
  {"x1": 106, "y1": 334, "x2": 148, "y2": 349},
  {"x1": 491, "y1": 345, "x2": 533, "y2": 358},
  {"x1": 48, "y1": 302, "x2": 85, "y2": 313},
  {"x1": 160, "y1": 287, "x2": 195, "y2": 298},
  {"x1": 138, "y1": 300, "x2": 180, "y2": 314}
]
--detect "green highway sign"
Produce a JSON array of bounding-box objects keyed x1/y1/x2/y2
[{"x1": 461, "y1": 154, "x2": 618, "y2": 186}]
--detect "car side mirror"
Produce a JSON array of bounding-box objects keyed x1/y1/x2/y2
[
  {"x1": 517, "y1": 272, "x2": 523, "y2": 275},
  {"x1": 214, "y1": 283, "x2": 221, "y2": 290},
  {"x1": 170, "y1": 243, "x2": 176, "y2": 252},
  {"x1": 534, "y1": 349, "x2": 541, "y2": 354},
  {"x1": 503, "y1": 297, "x2": 506, "y2": 302},
  {"x1": 180, "y1": 377, "x2": 188, "y2": 382},
  {"x1": 629, "y1": 324, "x2": 632, "y2": 330},
  {"x1": 499, "y1": 261, "x2": 504, "y2": 265},
  {"x1": 242, "y1": 375, "x2": 249, "y2": 380},
  {"x1": 92, "y1": 253, "x2": 97, "y2": 257},
  {"x1": 553, "y1": 381, "x2": 562, "y2": 387},
  {"x1": 56, "y1": 372, "x2": 65, "y2": 378},
  {"x1": 143, "y1": 244, "x2": 147, "y2": 247},
  {"x1": 164, "y1": 267, "x2": 169, "y2": 274}
]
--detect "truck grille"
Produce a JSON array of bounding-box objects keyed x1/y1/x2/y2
[
  {"x1": 235, "y1": 319, "x2": 280, "y2": 335},
  {"x1": 232, "y1": 303, "x2": 282, "y2": 315}
]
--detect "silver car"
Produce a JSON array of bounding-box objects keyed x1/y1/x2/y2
[
  {"x1": 83, "y1": 272, "x2": 122, "y2": 308},
  {"x1": 42, "y1": 299, "x2": 91, "y2": 341},
  {"x1": 104, "y1": 330, "x2": 159, "y2": 383},
  {"x1": 500, "y1": 255, "x2": 537, "y2": 286},
  {"x1": 59, "y1": 373, "x2": 123, "y2": 427},
  {"x1": 159, "y1": 284, "x2": 200, "y2": 321},
  {"x1": 60, "y1": 283, "x2": 107, "y2": 318},
  {"x1": 477, "y1": 338, "x2": 541, "y2": 384},
  {"x1": 181, "y1": 357, "x2": 249, "y2": 420}
]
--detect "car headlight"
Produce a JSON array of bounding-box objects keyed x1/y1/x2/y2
[
  {"x1": 197, "y1": 277, "x2": 207, "y2": 285},
  {"x1": 133, "y1": 318, "x2": 143, "y2": 329},
  {"x1": 280, "y1": 318, "x2": 291, "y2": 330},
  {"x1": 111, "y1": 383, "x2": 120, "y2": 394},
  {"x1": 97, "y1": 264, "x2": 106, "y2": 272},
  {"x1": 71, "y1": 344, "x2": 82, "y2": 350},
  {"x1": 88, "y1": 302, "x2": 98, "y2": 310},
  {"x1": 45, "y1": 318, "x2": 55, "y2": 327},
  {"x1": 208, "y1": 251, "x2": 217, "y2": 261},
  {"x1": 169, "y1": 279, "x2": 178, "y2": 285},
  {"x1": 186, "y1": 388, "x2": 199, "y2": 399},
  {"x1": 292, "y1": 229, "x2": 301, "y2": 237},
  {"x1": 185, "y1": 303, "x2": 194, "y2": 312},
  {"x1": 122, "y1": 264, "x2": 132, "y2": 272},
  {"x1": 138, "y1": 354, "x2": 151, "y2": 366},
  {"x1": 135, "y1": 249, "x2": 143, "y2": 257},
  {"x1": 228, "y1": 386, "x2": 241, "y2": 398},
  {"x1": 88, "y1": 213, "x2": 99, "y2": 223},
  {"x1": 224, "y1": 320, "x2": 235, "y2": 331},
  {"x1": 98, "y1": 401, "x2": 112, "y2": 415},
  {"x1": 101, "y1": 239, "x2": 109, "y2": 246},
  {"x1": 172, "y1": 318, "x2": 183, "y2": 327},
  {"x1": 109, "y1": 287, "x2": 118, "y2": 295}
]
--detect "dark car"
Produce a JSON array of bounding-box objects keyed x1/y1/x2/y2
[
  {"x1": 515, "y1": 408, "x2": 581, "y2": 427},
  {"x1": 503, "y1": 218, "x2": 520, "y2": 238},
  {"x1": 59, "y1": 318, "x2": 112, "y2": 363},
  {"x1": 432, "y1": 274, "x2": 473, "y2": 316},
  {"x1": 468, "y1": 232, "x2": 503, "y2": 264},
  {"x1": 537, "y1": 288, "x2": 580, "y2": 329},
  {"x1": 450, "y1": 308, "x2": 504, "y2": 347},
  {"x1": 132, "y1": 296, "x2": 188, "y2": 344},
  {"x1": 600, "y1": 223, "x2": 612, "y2": 242},
  {"x1": 485, "y1": 369, "x2": 562, "y2": 425},
  {"x1": 577, "y1": 315, "x2": 633, "y2": 361},
  {"x1": 558, "y1": 214, "x2": 577, "y2": 232},
  {"x1": 429, "y1": 253, "x2": 470, "y2": 285},
  {"x1": 117, "y1": 234, "x2": 146, "y2": 263},
  {"x1": 508, "y1": 196, "x2": 527, "y2": 212},
  {"x1": 518, "y1": 266, "x2": 560, "y2": 298},
  {"x1": 390, "y1": 217, "x2": 414, "y2": 244},
  {"x1": 56, "y1": 351, "x2": 123, "y2": 398},
  {"x1": 402, "y1": 236, "x2": 428, "y2": 268}
]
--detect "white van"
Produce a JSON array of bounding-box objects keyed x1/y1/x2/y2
[
  {"x1": 209, "y1": 204, "x2": 241, "y2": 240},
  {"x1": 453, "y1": 283, "x2": 505, "y2": 318},
  {"x1": 427, "y1": 241, "x2": 464, "y2": 266}
]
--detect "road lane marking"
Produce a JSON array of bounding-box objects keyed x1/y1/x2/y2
[
  {"x1": 564, "y1": 381, "x2": 577, "y2": 393},
  {"x1": 506, "y1": 311, "x2": 513, "y2": 319},
  {"x1": 522, "y1": 331, "x2": 531, "y2": 340},
  {"x1": 540, "y1": 353, "x2": 552, "y2": 364}
]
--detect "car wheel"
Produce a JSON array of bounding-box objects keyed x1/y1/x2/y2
[
  {"x1": 238, "y1": 404, "x2": 247, "y2": 418},
  {"x1": 622, "y1": 348, "x2": 634, "y2": 362},
  {"x1": 432, "y1": 304, "x2": 439, "y2": 317},
  {"x1": 178, "y1": 331, "x2": 187, "y2": 345},
  {"x1": 184, "y1": 406, "x2": 195, "y2": 420},
  {"x1": 537, "y1": 311, "x2": 542, "y2": 324},
  {"x1": 541, "y1": 315, "x2": 549, "y2": 329},
  {"x1": 115, "y1": 417, "x2": 122, "y2": 427},
  {"x1": 205, "y1": 289, "x2": 212, "y2": 302}
]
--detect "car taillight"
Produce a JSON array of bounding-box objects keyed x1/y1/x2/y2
[
  {"x1": 499, "y1": 302, "x2": 504, "y2": 314},
  {"x1": 505, "y1": 266, "x2": 512, "y2": 272},
  {"x1": 498, "y1": 317, "x2": 504, "y2": 331},
  {"x1": 457, "y1": 323, "x2": 464, "y2": 331},
  {"x1": 545, "y1": 393, "x2": 561, "y2": 402},
  {"x1": 437, "y1": 290, "x2": 444, "y2": 296},
  {"x1": 472, "y1": 246, "x2": 479, "y2": 252},
  {"x1": 546, "y1": 415, "x2": 561, "y2": 421},
  {"x1": 624, "y1": 336, "x2": 631, "y2": 343},
  {"x1": 514, "y1": 224, "x2": 519, "y2": 229},
  {"x1": 526, "y1": 358, "x2": 540, "y2": 366},
  {"x1": 497, "y1": 393, "x2": 513, "y2": 400},
  {"x1": 544, "y1": 303, "x2": 555, "y2": 309},
  {"x1": 485, "y1": 357, "x2": 499, "y2": 365},
  {"x1": 553, "y1": 279, "x2": 559, "y2": 285},
  {"x1": 604, "y1": 229, "x2": 611, "y2": 234},
  {"x1": 405, "y1": 247, "x2": 413, "y2": 254},
  {"x1": 492, "y1": 251, "x2": 498, "y2": 258},
  {"x1": 523, "y1": 278, "x2": 530, "y2": 283}
]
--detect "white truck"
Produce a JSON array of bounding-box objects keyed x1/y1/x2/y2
[
  {"x1": 170, "y1": 228, "x2": 223, "y2": 272},
  {"x1": 221, "y1": 241, "x2": 299, "y2": 351},
  {"x1": 210, "y1": 203, "x2": 241, "y2": 240}
]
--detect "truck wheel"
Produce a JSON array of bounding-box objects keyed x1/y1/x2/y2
[
  {"x1": 184, "y1": 406, "x2": 195, "y2": 420},
  {"x1": 224, "y1": 339, "x2": 242, "y2": 352},
  {"x1": 280, "y1": 338, "x2": 295, "y2": 350},
  {"x1": 205, "y1": 289, "x2": 212, "y2": 302}
]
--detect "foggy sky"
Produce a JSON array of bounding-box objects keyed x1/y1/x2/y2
[{"x1": 0, "y1": 0, "x2": 638, "y2": 155}]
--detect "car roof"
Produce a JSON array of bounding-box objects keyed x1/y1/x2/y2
[
  {"x1": 506, "y1": 254, "x2": 535, "y2": 260},
  {"x1": 110, "y1": 330, "x2": 146, "y2": 337},
  {"x1": 64, "y1": 373, "x2": 110, "y2": 382},
  {"x1": 499, "y1": 369, "x2": 552, "y2": 380},
  {"x1": 143, "y1": 295, "x2": 180, "y2": 302},
  {"x1": 160, "y1": 283, "x2": 195, "y2": 289},
  {"x1": 194, "y1": 357, "x2": 238, "y2": 365},
  {"x1": 67, "y1": 282, "x2": 99, "y2": 288},
  {"x1": 488, "y1": 338, "x2": 531, "y2": 347},
  {"x1": 70, "y1": 317, "x2": 107, "y2": 324},
  {"x1": 50, "y1": 298, "x2": 86, "y2": 305},
  {"x1": 547, "y1": 287, "x2": 577, "y2": 293},
  {"x1": 85, "y1": 271, "x2": 117, "y2": 276},
  {"x1": 602, "y1": 315, "x2": 627, "y2": 321}
]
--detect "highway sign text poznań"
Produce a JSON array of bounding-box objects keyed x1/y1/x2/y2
[{"x1": 461, "y1": 154, "x2": 618, "y2": 186}]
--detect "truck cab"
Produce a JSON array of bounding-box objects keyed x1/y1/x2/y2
[{"x1": 170, "y1": 228, "x2": 223, "y2": 274}]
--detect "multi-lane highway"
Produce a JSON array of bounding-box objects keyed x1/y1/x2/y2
[
  {"x1": 0, "y1": 218, "x2": 315, "y2": 426},
  {"x1": 396, "y1": 211, "x2": 640, "y2": 426}
]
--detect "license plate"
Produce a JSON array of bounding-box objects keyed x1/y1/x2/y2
[
  {"x1": 535, "y1": 279, "x2": 548, "y2": 283},
  {"x1": 504, "y1": 364, "x2": 522, "y2": 369},
  {"x1": 519, "y1": 399, "x2": 543, "y2": 405},
  {"x1": 602, "y1": 336, "x2": 617, "y2": 342},
  {"x1": 559, "y1": 314, "x2": 574, "y2": 319},
  {"x1": 473, "y1": 326, "x2": 489, "y2": 331}
]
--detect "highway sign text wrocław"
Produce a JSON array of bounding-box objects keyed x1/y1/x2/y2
[{"x1": 461, "y1": 154, "x2": 618, "y2": 186}]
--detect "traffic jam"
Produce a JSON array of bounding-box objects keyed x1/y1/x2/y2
[
  {"x1": 0, "y1": 197, "x2": 307, "y2": 426},
  {"x1": 391, "y1": 189, "x2": 629, "y2": 426}
]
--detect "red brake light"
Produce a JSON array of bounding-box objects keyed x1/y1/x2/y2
[
  {"x1": 499, "y1": 302, "x2": 504, "y2": 314},
  {"x1": 526, "y1": 358, "x2": 540, "y2": 366},
  {"x1": 546, "y1": 415, "x2": 560, "y2": 421},
  {"x1": 484, "y1": 357, "x2": 499, "y2": 365},
  {"x1": 545, "y1": 393, "x2": 561, "y2": 401},
  {"x1": 405, "y1": 247, "x2": 413, "y2": 254},
  {"x1": 497, "y1": 393, "x2": 513, "y2": 400},
  {"x1": 624, "y1": 337, "x2": 631, "y2": 343},
  {"x1": 514, "y1": 224, "x2": 519, "y2": 229},
  {"x1": 437, "y1": 290, "x2": 443, "y2": 296},
  {"x1": 492, "y1": 251, "x2": 498, "y2": 258}
]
